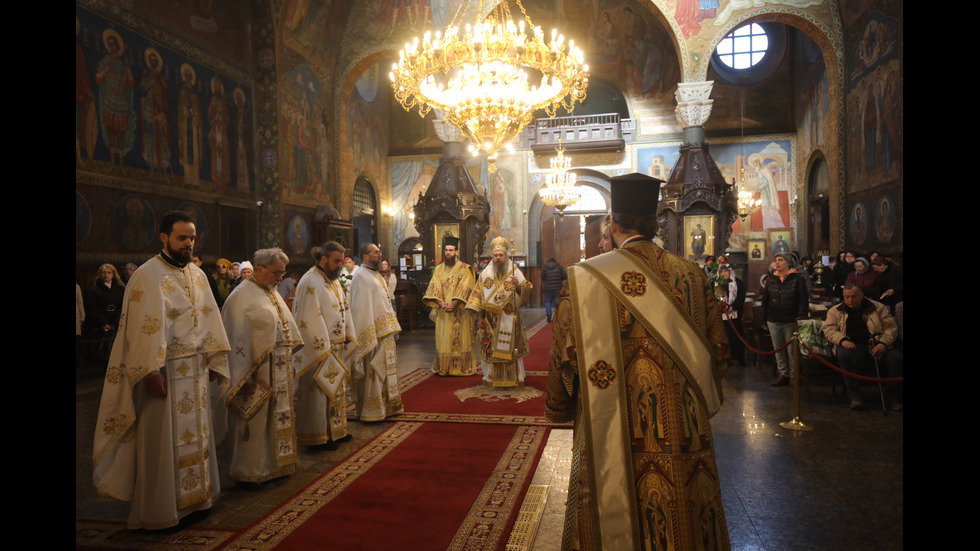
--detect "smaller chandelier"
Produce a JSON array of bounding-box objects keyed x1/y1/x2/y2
[
  {"x1": 539, "y1": 140, "x2": 580, "y2": 217},
  {"x1": 390, "y1": 0, "x2": 589, "y2": 173},
  {"x1": 735, "y1": 177, "x2": 761, "y2": 221}
]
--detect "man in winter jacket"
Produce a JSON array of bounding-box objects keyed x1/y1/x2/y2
[
  {"x1": 823, "y1": 284, "x2": 903, "y2": 411},
  {"x1": 541, "y1": 258, "x2": 567, "y2": 323}
]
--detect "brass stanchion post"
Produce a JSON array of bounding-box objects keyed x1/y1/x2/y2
[{"x1": 779, "y1": 329, "x2": 814, "y2": 431}]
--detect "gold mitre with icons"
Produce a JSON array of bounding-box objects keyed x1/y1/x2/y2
[{"x1": 491, "y1": 236, "x2": 510, "y2": 253}]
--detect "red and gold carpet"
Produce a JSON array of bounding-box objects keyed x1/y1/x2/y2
[
  {"x1": 223, "y1": 421, "x2": 549, "y2": 551},
  {"x1": 395, "y1": 323, "x2": 567, "y2": 426}
]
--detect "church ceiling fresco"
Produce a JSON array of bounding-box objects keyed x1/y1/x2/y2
[
  {"x1": 131, "y1": 0, "x2": 253, "y2": 69},
  {"x1": 279, "y1": 0, "x2": 351, "y2": 81}
]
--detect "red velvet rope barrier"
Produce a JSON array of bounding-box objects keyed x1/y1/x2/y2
[
  {"x1": 721, "y1": 304, "x2": 903, "y2": 383},
  {"x1": 796, "y1": 339, "x2": 903, "y2": 382}
]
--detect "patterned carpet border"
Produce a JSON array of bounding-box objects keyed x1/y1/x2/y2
[
  {"x1": 448, "y1": 425, "x2": 550, "y2": 551},
  {"x1": 394, "y1": 411, "x2": 566, "y2": 426},
  {"x1": 220, "y1": 422, "x2": 422, "y2": 551},
  {"x1": 75, "y1": 520, "x2": 235, "y2": 550}
]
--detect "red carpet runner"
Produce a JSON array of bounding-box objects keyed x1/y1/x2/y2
[
  {"x1": 224, "y1": 422, "x2": 549, "y2": 551},
  {"x1": 397, "y1": 323, "x2": 565, "y2": 425}
]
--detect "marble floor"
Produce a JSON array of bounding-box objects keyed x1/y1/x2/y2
[{"x1": 76, "y1": 307, "x2": 903, "y2": 550}]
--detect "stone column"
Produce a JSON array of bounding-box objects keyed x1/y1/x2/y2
[{"x1": 674, "y1": 81, "x2": 714, "y2": 143}]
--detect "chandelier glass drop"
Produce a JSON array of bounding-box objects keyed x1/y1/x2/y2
[
  {"x1": 538, "y1": 140, "x2": 580, "y2": 217},
  {"x1": 390, "y1": 0, "x2": 589, "y2": 173}
]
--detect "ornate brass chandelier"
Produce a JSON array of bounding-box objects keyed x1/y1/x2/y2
[
  {"x1": 735, "y1": 176, "x2": 761, "y2": 221},
  {"x1": 538, "y1": 139, "x2": 580, "y2": 217},
  {"x1": 390, "y1": 0, "x2": 589, "y2": 172}
]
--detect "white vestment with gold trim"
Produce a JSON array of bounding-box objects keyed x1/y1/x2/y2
[
  {"x1": 93, "y1": 255, "x2": 230, "y2": 530},
  {"x1": 349, "y1": 265, "x2": 403, "y2": 421},
  {"x1": 223, "y1": 279, "x2": 304, "y2": 483},
  {"x1": 292, "y1": 266, "x2": 357, "y2": 444},
  {"x1": 466, "y1": 260, "x2": 530, "y2": 387}
]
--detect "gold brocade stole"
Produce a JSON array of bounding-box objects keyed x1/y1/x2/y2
[
  {"x1": 312, "y1": 271, "x2": 348, "y2": 402},
  {"x1": 479, "y1": 265, "x2": 520, "y2": 359},
  {"x1": 269, "y1": 347, "x2": 298, "y2": 467},
  {"x1": 568, "y1": 251, "x2": 720, "y2": 550},
  {"x1": 169, "y1": 355, "x2": 214, "y2": 509}
]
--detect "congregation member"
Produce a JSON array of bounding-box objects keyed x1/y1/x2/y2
[
  {"x1": 349, "y1": 243, "x2": 404, "y2": 421},
  {"x1": 540, "y1": 257, "x2": 567, "y2": 323},
  {"x1": 822, "y1": 284, "x2": 903, "y2": 411},
  {"x1": 223, "y1": 248, "x2": 304, "y2": 484},
  {"x1": 121, "y1": 262, "x2": 138, "y2": 284},
  {"x1": 719, "y1": 264, "x2": 747, "y2": 365},
  {"x1": 545, "y1": 173, "x2": 731, "y2": 550},
  {"x1": 292, "y1": 241, "x2": 357, "y2": 449},
  {"x1": 845, "y1": 256, "x2": 879, "y2": 298},
  {"x1": 423, "y1": 236, "x2": 479, "y2": 377},
  {"x1": 94, "y1": 211, "x2": 230, "y2": 530},
  {"x1": 230, "y1": 261, "x2": 241, "y2": 284},
  {"x1": 761, "y1": 251, "x2": 809, "y2": 386},
  {"x1": 86, "y1": 263, "x2": 126, "y2": 364},
  {"x1": 466, "y1": 236, "x2": 531, "y2": 388},
  {"x1": 212, "y1": 258, "x2": 236, "y2": 306},
  {"x1": 340, "y1": 257, "x2": 358, "y2": 296},
  {"x1": 239, "y1": 261, "x2": 253, "y2": 280},
  {"x1": 380, "y1": 258, "x2": 398, "y2": 311},
  {"x1": 872, "y1": 256, "x2": 903, "y2": 310}
]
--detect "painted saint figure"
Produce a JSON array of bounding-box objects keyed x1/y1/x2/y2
[
  {"x1": 178, "y1": 64, "x2": 203, "y2": 186},
  {"x1": 139, "y1": 47, "x2": 171, "y2": 179},
  {"x1": 95, "y1": 29, "x2": 137, "y2": 170}
]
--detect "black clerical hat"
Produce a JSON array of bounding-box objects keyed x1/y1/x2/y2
[
  {"x1": 610, "y1": 173, "x2": 664, "y2": 215},
  {"x1": 442, "y1": 236, "x2": 460, "y2": 248}
]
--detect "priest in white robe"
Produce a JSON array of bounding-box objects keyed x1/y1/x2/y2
[
  {"x1": 292, "y1": 241, "x2": 357, "y2": 448},
  {"x1": 94, "y1": 212, "x2": 230, "y2": 530},
  {"x1": 223, "y1": 248, "x2": 305, "y2": 484},
  {"x1": 466, "y1": 236, "x2": 531, "y2": 388},
  {"x1": 349, "y1": 242, "x2": 403, "y2": 421}
]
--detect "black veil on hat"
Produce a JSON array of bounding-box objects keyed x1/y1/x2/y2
[{"x1": 610, "y1": 172, "x2": 664, "y2": 215}]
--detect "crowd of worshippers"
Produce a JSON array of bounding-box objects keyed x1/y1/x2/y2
[
  {"x1": 709, "y1": 247, "x2": 903, "y2": 412},
  {"x1": 91, "y1": 211, "x2": 411, "y2": 531}
]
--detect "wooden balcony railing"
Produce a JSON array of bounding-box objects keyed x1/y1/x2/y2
[{"x1": 523, "y1": 113, "x2": 634, "y2": 154}]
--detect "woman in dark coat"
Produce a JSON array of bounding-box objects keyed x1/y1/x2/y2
[{"x1": 86, "y1": 263, "x2": 125, "y2": 365}]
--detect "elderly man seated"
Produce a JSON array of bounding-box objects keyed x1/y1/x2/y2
[{"x1": 822, "y1": 284, "x2": 903, "y2": 411}]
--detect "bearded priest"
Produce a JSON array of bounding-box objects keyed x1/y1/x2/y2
[
  {"x1": 423, "y1": 236, "x2": 479, "y2": 376},
  {"x1": 349, "y1": 242, "x2": 404, "y2": 421},
  {"x1": 466, "y1": 236, "x2": 531, "y2": 388},
  {"x1": 292, "y1": 241, "x2": 357, "y2": 449}
]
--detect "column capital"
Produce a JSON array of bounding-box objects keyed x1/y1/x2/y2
[{"x1": 674, "y1": 81, "x2": 714, "y2": 128}]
